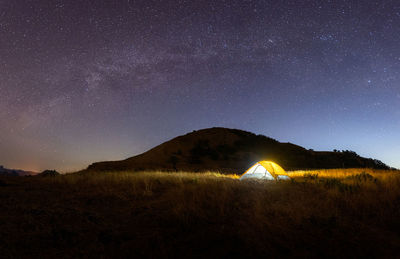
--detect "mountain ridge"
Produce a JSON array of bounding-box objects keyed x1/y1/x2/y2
[{"x1": 0, "y1": 165, "x2": 37, "y2": 176}]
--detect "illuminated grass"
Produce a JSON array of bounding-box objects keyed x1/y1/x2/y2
[{"x1": 288, "y1": 168, "x2": 398, "y2": 178}]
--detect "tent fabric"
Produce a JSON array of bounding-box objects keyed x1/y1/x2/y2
[{"x1": 240, "y1": 161, "x2": 290, "y2": 180}]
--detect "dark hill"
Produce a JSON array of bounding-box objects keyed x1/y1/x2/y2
[
  {"x1": 0, "y1": 165, "x2": 36, "y2": 176},
  {"x1": 37, "y1": 170, "x2": 60, "y2": 177},
  {"x1": 87, "y1": 127, "x2": 389, "y2": 173}
]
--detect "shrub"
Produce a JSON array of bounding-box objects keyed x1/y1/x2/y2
[
  {"x1": 303, "y1": 173, "x2": 319, "y2": 181},
  {"x1": 346, "y1": 172, "x2": 377, "y2": 183}
]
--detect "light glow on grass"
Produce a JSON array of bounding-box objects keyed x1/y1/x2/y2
[{"x1": 288, "y1": 168, "x2": 399, "y2": 180}]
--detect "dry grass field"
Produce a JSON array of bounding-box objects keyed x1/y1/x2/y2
[{"x1": 1, "y1": 169, "x2": 400, "y2": 258}]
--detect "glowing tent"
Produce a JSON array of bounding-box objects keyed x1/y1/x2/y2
[{"x1": 240, "y1": 161, "x2": 290, "y2": 180}]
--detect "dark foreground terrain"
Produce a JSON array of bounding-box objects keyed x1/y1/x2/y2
[{"x1": 1, "y1": 170, "x2": 400, "y2": 258}]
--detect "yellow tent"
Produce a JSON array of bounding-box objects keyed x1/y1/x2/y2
[{"x1": 240, "y1": 161, "x2": 290, "y2": 180}]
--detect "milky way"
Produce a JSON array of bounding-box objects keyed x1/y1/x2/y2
[{"x1": 1, "y1": 0, "x2": 399, "y2": 171}]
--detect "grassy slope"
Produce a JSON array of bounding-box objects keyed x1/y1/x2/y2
[{"x1": 1, "y1": 169, "x2": 400, "y2": 258}]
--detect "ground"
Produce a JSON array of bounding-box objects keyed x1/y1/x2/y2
[{"x1": 1, "y1": 169, "x2": 400, "y2": 258}]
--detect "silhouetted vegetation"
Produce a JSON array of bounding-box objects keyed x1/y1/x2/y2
[
  {"x1": 168, "y1": 156, "x2": 179, "y2": 171},
  {"x1": 189, "y1": 139, "x2": 220, "y2": 163},
  {"x1": 38, "y1": 170, "x2": 60, "y2": 177}
]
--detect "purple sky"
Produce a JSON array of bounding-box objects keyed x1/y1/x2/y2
[{"x1": 1, "y1": 0, "x2": 399, "y2": 172}]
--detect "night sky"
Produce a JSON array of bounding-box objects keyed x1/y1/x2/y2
[{"x1": 1, "y1": 0, "x2": 399, "y2": 172}]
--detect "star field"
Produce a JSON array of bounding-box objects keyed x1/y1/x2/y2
[{"x1": 1, "y1": 0, "x2": 399, "y2": 171}]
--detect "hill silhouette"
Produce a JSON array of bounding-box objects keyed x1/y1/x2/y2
[
  {"x1": 37, "y1": 170, "x2": 60, "y2": 177},
  {"x1": 0, "y1": 165, "x2": 36, "y2": 176},
  {"x1": 87, "y1": 127, "x2": 390, "y2": 173}
]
